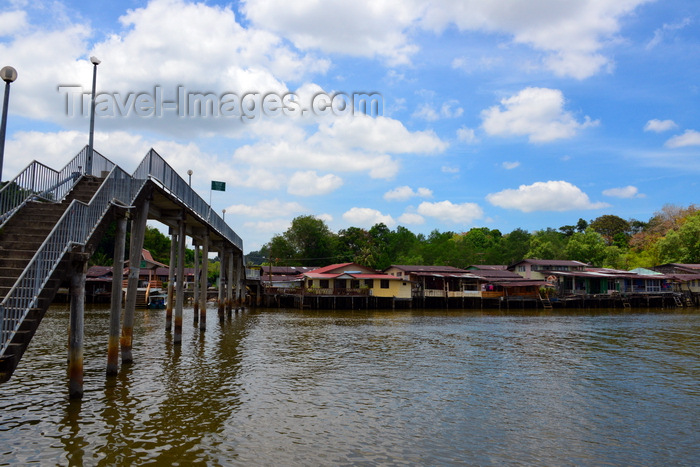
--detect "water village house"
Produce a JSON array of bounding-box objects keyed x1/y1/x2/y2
[{"x1": 305, "y1": 263, "x2": 412, "y2": 299}]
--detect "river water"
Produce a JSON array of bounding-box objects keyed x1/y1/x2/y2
[{"x1": 1, "y1": 305, "x2": 698, "y2": 466}]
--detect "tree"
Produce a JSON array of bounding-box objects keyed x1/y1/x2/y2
[
  {"x1": 657, "y1": 211, "x2": 700, "y2": 263},
  {"x1": 589, "y1": 214, "x2": 631, "y2": 245},
  {"x1": 526, "y1": 228, "x2": 567, "y2": 260},
  {"x1": 565, "y1": 228, "x2": 607, "y2": 266}
]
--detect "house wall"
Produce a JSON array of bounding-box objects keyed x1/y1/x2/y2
[{"x1": 372, "y1": 280, "x2": 412, "y2": 299}]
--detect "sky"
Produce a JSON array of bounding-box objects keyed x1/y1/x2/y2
[{"x1": 1, "y1": 0, "x2": 698, "y2": 252}]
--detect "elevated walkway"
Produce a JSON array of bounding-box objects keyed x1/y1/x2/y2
[{"x1": 0, "y1": 147, "x2": 244, "y2": 384}]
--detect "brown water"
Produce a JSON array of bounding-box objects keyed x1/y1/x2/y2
[{"x1": 1, "y1": 305, "x2": 699, "y2": 465}]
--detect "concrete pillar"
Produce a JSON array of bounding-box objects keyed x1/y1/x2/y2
[
  {"x1": 226, "y1": 249, "x2": 234, "y2": 316},
  {"x1": 193, "y1": 241, "x2": 200, "y2": 324},
  {"x1": 69, "y1": 257, "x2": 88, "y2": 399},
  {"x1": 199, "y1": 232, "x2": 209, "y2": 330},
  {"x1": 122, "y1": 198, "x2": 150, "y2": 364},
  {"x1": 174, "y1": 216, "x2": 186, "y2": 345},
  {"x1": 166, "y1": 228, "x2": 177, "y2": 330},
  {"x1": 107, "y1": 214, "x2": 127, "y2": 376},
  {"x1": 218, "y1": 248, "x2": 225, "y2": 322}
]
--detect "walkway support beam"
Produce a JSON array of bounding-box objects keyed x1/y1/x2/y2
[
  {"x1": 107, "y1": 213, "x2": 127, "y2": 376},
  {"x1": 199, "y1": 232, "x2": 209, "y2": 330},
  {"x1": 122, "y1": 197, "x2": 150, "y2": 364},
  {"x1": 69, "y1": 254, "x2": 88, "y2": 399},
  {"x1": 166, "y1": 228, "x2": 177, "y2": 330},
  {"x1": 174, "y1": 215, "x2": 186, "y2": 344},
  {"x1": 193, "y1": 241, "x2": 200, "y2": 324}
]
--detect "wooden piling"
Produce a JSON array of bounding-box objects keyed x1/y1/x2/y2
[
  {"x1": 193, "y1": 241, "x2": 200, "y2": 324},
  {"x1": 107, "y1": 214, "x2": 127, "y2": 376},
  {"x1": 166, "y1": 229, "x2": 177, "y2": 330},
  {"x1": 174, "y1": 216, "x2": 186, "y2": 345},
  {"x1": 199, "y1": 232, "x2": 209, "y2": 330},
  {"x1": 122, "y1": 197, "x2": 150, "y2": 364},
  {"x1": 69, "y1": 257, "x2": 88, "y2": 399}
]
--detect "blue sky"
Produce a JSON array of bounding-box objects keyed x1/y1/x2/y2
[{"x1": 1, "y1": 0, "x2": 698, "y2": 252}]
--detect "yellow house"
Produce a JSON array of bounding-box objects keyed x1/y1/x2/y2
[{"x1": 303, "y1": 263, "x2": 412, "y2": 299}]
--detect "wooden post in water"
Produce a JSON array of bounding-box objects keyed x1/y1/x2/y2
[
  {"x1": 193, "y1": 240, "x2": 200, "y2": 324},
  {"x1": 166, "y1": 228, "x2": 177, "y2": 330},
  {"x1": 174, "y1": 216, "x2": 186, "y2": 345},
  {"x1": 122, "y1": 197, "x2": 150, "y2": 364},
  {"x1": 226, "y1": 249, "x2": 234, "y2": 316},
  {"x1": 107, "y1": 214, "x2": 127, "y2": 376},
  {"x1": 218, "y1": 248, "x2": 225, "y2": 322},
  {"x1": 199, "y1": 232, "x2": 209, "y2": 330},
  {"x1": 68, "y1": 255, "x2": 88, "y2": 399}
]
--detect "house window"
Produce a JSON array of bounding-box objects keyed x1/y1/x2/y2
[
  {"x1": 308, "y1": 279, "x2": 313, "y2": 288},
  {"x1": 380, "y1": 279, "x2": 390, "y2": 289},
  {"x1": 320, "y1": 279, "x2": 329, "y2": 288},
  {"x1": 350, "y1": 279, "x2": 360, "y2": 289},
  {"x1": 397, "y1": 272, "x2": 403, "y2": 277},
  {"x1": 336, "y1": 279, "x2": 347, "y2": 289},
  {"x1": 517, "y1": 266, "x2": 526, "y2": 272},
  {"x1": 365, "y1": 279, "x2": 374, "y2": 288}
]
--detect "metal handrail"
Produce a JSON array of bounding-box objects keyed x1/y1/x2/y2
[
  {"x1": 0, "y1": 146, "x2": 115, "y2": 228},
  {"x1": 138, "y1": 149, "x2": 243, "y2": 250},
  {"x1": 0, "y1": 166, "x2": 142, "y2": 354}
]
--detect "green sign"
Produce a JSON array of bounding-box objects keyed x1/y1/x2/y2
[{"x1": 211, "y1": 180, "x2": 226, "y2": 191}]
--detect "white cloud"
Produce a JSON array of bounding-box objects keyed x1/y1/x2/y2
[
  {"x1": 502, "y1": 161, "x2": 520, "y2": 170},
  {"x1": 384, "y1": 186, "x2": 433, "y2": 202},
  {"x1": 416, "y1": 200, "x2": 484, "y2": 224},
  {"x1": 397, "y1": 213, "x2": 425, "y2": 225},
  {"x1": 441, "y1": 166, "x2": 460, "y2": 174},
  {"x1": 481, "y1": 87, "x2": 598, "y2": 143},
  {"x1": 646, "y1": 17, "x2": 692, "y2": 49},
  {"x1": 0, "y1": 10, "x2": 27, "y2": 36},
  {"x1": 225, "y1": 199, "x2": 306, "y2": 219},
  {"x1": 486, "y1": 180, "x2": 610, "y2": 212},
  {"x1": 317, "y1": 213, "x2": 334, "y2": 223},
  {"x1": 413, "y1": 104, "x2": 440, "y2": 121},
  {"x1": 644, "y1": 119, "x2": 677, "y2": 133},
  {"x1": 287, "y1": 171, "x2": 343, "y2": 196},
  {"x1": 665, "y1": 129, "x2": 700, "y2": 148},
  {"x1": 457, "y1": 126, "x2": 478, "y2": 144},
  {"x1": 342, "y1": 207, "x2": 396, "y2": 228},
  {"x1": 243, "y1": 0, "x2": 649, "y2": 78},
  {"x1": 602, "y1": 186, "x2": 645, "y2": 199}
]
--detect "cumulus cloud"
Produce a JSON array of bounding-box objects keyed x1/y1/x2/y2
[
  {"x1": 486, "y1": 180, "x2": 610, "y2": 212},
  {"x1": 481, "y1": 87, "x2": 598, "y2": 143},
  {"x1": 225, "y1": 199, "x2": 306, "y2": 219},
  {"x1": 665, "y1": 129, "x2": 700, "y2": 148},
  {"x1": 243, "y1": 0, "x2": 648, "y2": 78},
  {"x1": 384, "y1": 186, "x2": 433, "y2": 202},
  {"x1": 644, "y1": 119, "x2": 677, "y2": 133},
  {"x1": 416, "y1": 200, "x2": 484, "y2": 224},
  {"x1": 342, "y1": 207, "x2": 396, "y2": 227},
  {"x1": 457, "y1": 126, "x2": 478, "y2": 144},
  {"x1": 602, "y1": 186, "x2": 645, "y2": 199},
  {"x1": 287, "y1": 171, "x2": 343, "y2": 196}
]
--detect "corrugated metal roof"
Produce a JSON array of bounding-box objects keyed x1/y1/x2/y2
[{"x1": 387, "y1": 265, "x2": 469, "y2": 273}]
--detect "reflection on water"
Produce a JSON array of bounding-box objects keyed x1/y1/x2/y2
[{"x1": 1, "y1": 306, "x2": 698, "y2": 465}]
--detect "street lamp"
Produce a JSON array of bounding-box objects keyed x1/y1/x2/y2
[
  {"x1": 187, "y1": 169, "x2": 193, "y2": 186},
  {"x1": 222, "y1": 208, "x2": 226, "y2": 222},
  {"x1": 0, "y1": 65, "x2": 18, "y2": 182},
  {"x1": 86, "y1": 56, "x2": 100, "y2": 176}
]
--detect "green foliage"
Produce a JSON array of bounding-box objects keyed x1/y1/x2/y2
[
  {"x1": 564, "y1": 228, "x2": 607, "y2": 266},
  {"x1": 589, "y1": 214, "x2": 631, "y2": 245}
]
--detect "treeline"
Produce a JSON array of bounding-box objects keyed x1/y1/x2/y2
[{"x1": 247, "y1": 204, "x2": 700, "y2": 270}]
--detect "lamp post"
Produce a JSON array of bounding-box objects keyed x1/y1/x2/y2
[
  {"x1": 222, "y1": 208, "x2": 226, "y2": 222},
  {"x1": 86, "y1": 56, "x2": 100, "y2": 176},
  {"x1": 0, "y1": 66, "x2": 18, "y2": 182},
  {"x1": 187, "y1": 169, "x2": 193, "y2": 186}
]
